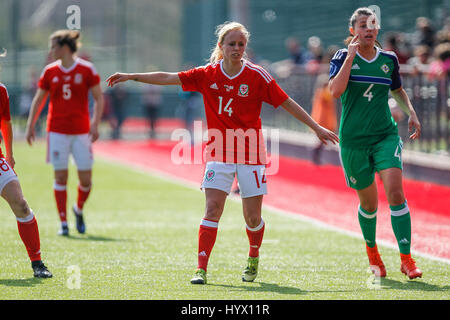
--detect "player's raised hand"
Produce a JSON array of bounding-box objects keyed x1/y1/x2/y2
[
  {"x1": 347, "y1": 34, "x2": 359, "y2": 59},
  {"x1": 106, "y1": 72, "x2": 130, "y2": 87}
]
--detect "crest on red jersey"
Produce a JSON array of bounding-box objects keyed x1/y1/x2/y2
[
  {"x1": 74, "y1": 73, "x2": 83, "y2": 84},
  {"x1": 238, "y1": 84, "x2": 249, "y2": 97}
]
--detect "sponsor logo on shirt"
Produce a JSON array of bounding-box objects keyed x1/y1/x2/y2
[
  {"x1": 52, "y1": 76, "x2": 59, "y2": 83},
  {"x1": 224, "y1": 84, "x2": 233, "y2": 92},
  {"x1": 210, "y1": 83, "x2": 218, "y2": 90},
  {"x1": 351, "y1": 64, "x2": 360, "y2": 70}
]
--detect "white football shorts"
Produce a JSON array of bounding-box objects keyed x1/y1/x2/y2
[
  {"x1": 0, "y1": 158, "x2": 19, "y2": 194},
  {"x1": 201, "y1": 161, "x2": 267, "y2": 198},
  {"x1": 47, "y1": 132, "x2": 93, "y2": 171}
]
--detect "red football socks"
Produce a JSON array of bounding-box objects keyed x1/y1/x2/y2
[
  {"x1": 54, "y1": 182, "x2": 67, "y2": 223},
  {"x1": 16, "y1": 212, "x2": 41, "y2": 262},
  {"x1": 197, "y1": 219, "x2": 218, "y2": 272},
  {"x1": 77, "y1": 184, "x2": 91, "y2": 211},
  {"x1": 246, "y1": 219, "x2": 265, "y2": 258}
]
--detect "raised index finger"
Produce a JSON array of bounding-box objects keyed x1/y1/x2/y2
[{"x1": 351, "y1": 34, "x2": 359, "y2": 43}]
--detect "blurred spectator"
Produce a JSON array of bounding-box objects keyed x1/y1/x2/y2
[
  {"x1": 383, "y1": 32, "x2": 410, "y2": 64},
  {"x1": 178, "y1": 90, "x2": 202, "y2": 144},
  {"x1": 285, "y1": 37, "x2": 308, "y2": 65},
  {"x1": 411, "y1": 17, "x2": 436, "y2": 50},
  {"x1": 407, "y1": 45, "x2": 432, "y2": 75},
  {"x1": 305, "y1": 36, "x2": 324, "y2": 74},
  {"x1": 436, "y1": 17, "x2": 450, "y2": 44},
  {"x1": 107, "y1": 84, "x2": 128, "y2": 139},
  {"x1": 428, "y1": 42, "x2": 450, "y2": 80},
  {"x1": 143, "y1": 84, "x2": 162, "y2": 138},
  {"x1": 310, "y1": 74, "x2": 337, "y2": 165}
]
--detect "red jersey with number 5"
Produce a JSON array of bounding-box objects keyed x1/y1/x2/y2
[
  {"x1": 38, "y1": 58, "x2": 101, "y2": 134},
  {"x1": 178, "y1": 59, "x2": 288, "y2": 164},
  {"x1": 0, "y1": 83, "x2": 12, "y2": 158}
]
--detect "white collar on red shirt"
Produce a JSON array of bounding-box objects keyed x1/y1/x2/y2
[
  {"x1": 219, "y1": 59, "x2": 247, "y2": 80},
  {"x1": 57, "y1": 57, "x2": 80, "y2": 73}
]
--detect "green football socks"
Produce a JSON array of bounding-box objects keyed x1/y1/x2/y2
[
  {"x1": 390, "y1": 201, "x2": 412, "y2": 255},
  {"x1": 358, "y1": 205, "x2": 377, "y2": 248}
]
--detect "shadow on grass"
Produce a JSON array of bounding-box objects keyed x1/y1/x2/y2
[
  {"x1": 0, "y1": 277, "x2": 46, "y2": 287},
  {"x1": 61, "y1": 234, "x2": 130, "y2": 242},
  {"x1": 208, "y1": 282, "x2": 308, "y2": 295},
  {"x1": 379, "y1": 278, "x2": 450, "y2": 292}
]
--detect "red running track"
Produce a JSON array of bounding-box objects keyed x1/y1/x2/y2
[{"x1": 94, "y1": 139, "x2": 450, "y2": 261}]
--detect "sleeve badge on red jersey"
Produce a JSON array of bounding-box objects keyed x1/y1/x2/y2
[{"x1": 238, "y1": 84, "x2": 249, "y2": 97}]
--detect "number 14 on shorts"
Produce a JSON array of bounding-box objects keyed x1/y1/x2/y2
[{"x1": 252, "y1": 169, "x2": 266, "y2": 189}]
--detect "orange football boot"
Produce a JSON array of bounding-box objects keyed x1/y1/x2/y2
[
  {"x1": 366, "y1": 244, "x2": 387, "y2": 278},
  {"x1": 400, "y1": 254, "x2": 422, "y2": 279}
]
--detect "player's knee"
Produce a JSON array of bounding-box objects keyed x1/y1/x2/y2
[
  {"x1": 245, "y1": 215, "x2": 261, "y2": 228},
  {"x1": 55, "y1": 177, "x2": 68, "y2": 185},
  {"x1": 11, "y1": 197, "x2": 30, "y2": 218},
  {"x1": 79, "y1": 181, "x2": 91, "y2": 189},
  {"x1": 360, "y1": 202, "x2": 377, "y2": 213},
  {"x1": 387, "y1": 189, "x2": 405, "y2": 206},
  {"x1": 205, "y1": 200, "x2": 223, "y2": 220}
]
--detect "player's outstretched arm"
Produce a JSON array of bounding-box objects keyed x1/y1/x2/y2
[
  {"x1": 281, "y1": 97, "x2": 339, "y2": 145},
  {"x1": 106, "y1": 72, "x2": 182, "y2": 87},
  {"x1": 391, "y1": 87, "x2": 421, "y2": 140},
  {"x1": 25, "y1": 88, "x2": 48, "y2": 146}
]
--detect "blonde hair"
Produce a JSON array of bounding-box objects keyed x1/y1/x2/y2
[
  {"x1": 209, "y1": 21, "x2": 250, "y2": 64},
  {"x1": 50, "y1": 29, "x2": 81, "y2": 53}
]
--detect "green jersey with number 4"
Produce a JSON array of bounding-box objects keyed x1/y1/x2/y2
[{"x1": 329, "y1": 47, "x2": 402, "y2": 147}]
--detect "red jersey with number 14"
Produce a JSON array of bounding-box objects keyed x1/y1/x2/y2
[
  {"x1": 178, "y1": 59, "x2": 288, "y2": 164},
  {"x1": 0, "y1": 83, "x2": 12, "y2": 158},
  {"x1": 38, "y1": 57, "x2": 101, "y2": 134}
]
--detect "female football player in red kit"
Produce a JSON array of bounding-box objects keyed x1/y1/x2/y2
[
  {"x1": 26, "y1": 30, "x2": 104, "y2": 236},
  {"x1": 0, "y1": 50, "x2": 52, "y2": 278},
  {"x1": 106, "y1": 22, "x2": 339, "y2": 284}
]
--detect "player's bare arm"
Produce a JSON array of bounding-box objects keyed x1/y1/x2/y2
[
  {"x1": 89, "y1": 84, "x2": 104, "y2": 142},
  {"x1": 391, "y1": 87, "x2": 421, "y2": 140},
  {"x1": 281, "y1": 97, "x2": 339, "y2": 145},
  {"x1": 25, "y1": 88, "x2": 49, "y2": 145},
  {"x1": 106, "y1": 72, "x2": 181, "y2": 87},
  {"x1": 1, "y1": 119, "x2": 14, "y2": 168},
  {"x1": 329, "y1": 34, "x2": 359, "y2": 98}
]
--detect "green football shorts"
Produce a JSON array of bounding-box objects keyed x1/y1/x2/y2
[{"x1": 339, "y1": 134, "x2": 403, "y2": 190}]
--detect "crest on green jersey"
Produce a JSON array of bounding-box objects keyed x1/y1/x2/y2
[{"x1": 381, "y1": 64, "x2": 390, "y2": 74}]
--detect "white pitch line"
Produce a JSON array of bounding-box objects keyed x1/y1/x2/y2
[{"x1": 97, "y1": 154, "x2": 450, "y2": 265}]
